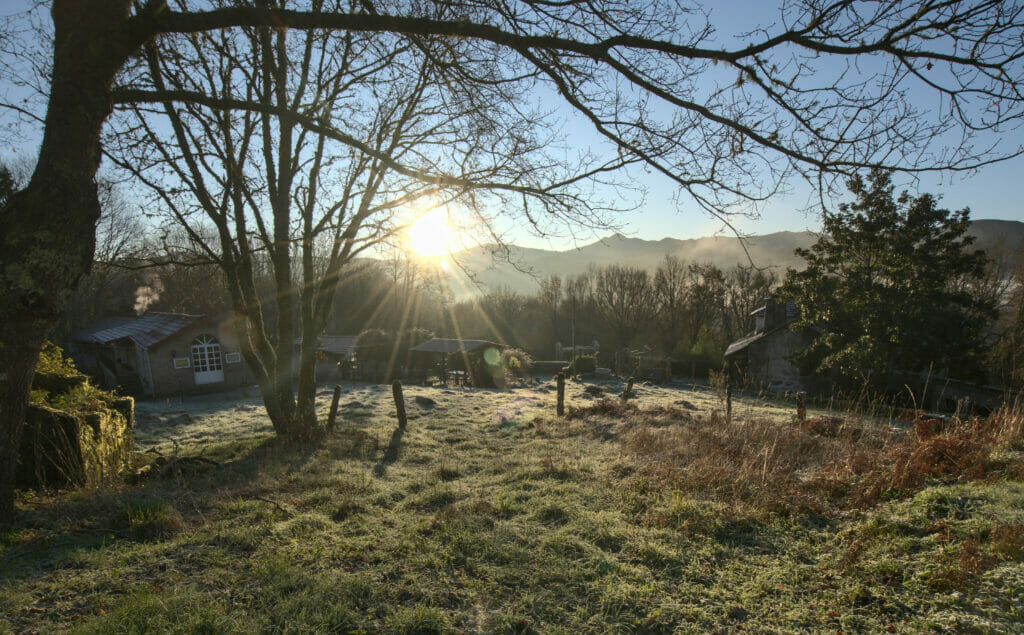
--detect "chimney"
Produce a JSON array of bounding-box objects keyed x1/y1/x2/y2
[{"x1": 763, "y1": 296, "x2": 786, "y2": 332}]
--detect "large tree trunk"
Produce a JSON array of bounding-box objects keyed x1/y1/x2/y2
[{"x1": 0, "y1": 0, "x2": 136, "y2": 523}]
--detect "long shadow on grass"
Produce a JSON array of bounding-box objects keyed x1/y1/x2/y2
[
  {"x1": 373, "y1": 427, "x2": 404, "y2": 477},
  {"x1": 1, "y1": 435, "x2": 321, "y2": 581}
]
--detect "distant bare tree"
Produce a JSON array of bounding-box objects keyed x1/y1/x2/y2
[
  {"x1": 652, "y1": 255, "x2": 692, "y2": 353},
  {"x1": 537, "y1": 274, "x2": 562, "y2": 356},
  {"x1": 592, "y1": 265, "x2": 653, "y2": 351},
  {"x1": 723, "y1": 266, "x2": 779, "y2": 343}
]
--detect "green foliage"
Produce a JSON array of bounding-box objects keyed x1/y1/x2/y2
[
  {"x1": 502, "y1": 348, "x2": 533, "y2": 378},
  {"x1": 781, "y1": 169, "x2": 996, "y2": 387},
  {"x1": 689, "y1": 325, "x2": 723, "y2": 368},
  {"x1": 355, "y1": 328, "x2": 392, "y2": 362},
  {"x1": 35, "y1": 341, "x2": 80, "y2": 376},
  {"x1": 571, "y1": 354, "x2": 597, "y2": 374},
  {"x1": 49, "y1": 382, "x2": 109, "y2": 414}
]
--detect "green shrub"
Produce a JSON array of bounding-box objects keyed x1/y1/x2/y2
[
  {"x1": 502, "y1": 348, "x2": 533, "y2": 378},
  {"x1": 571, "y1": 355, "x2": 597, "y2": 374},
  {"x1": 36, "y1": 341, "x2": 80, "y2": 376},
  {"x1": 355, "y1": 328, "x2": 393, "y2": 362}
]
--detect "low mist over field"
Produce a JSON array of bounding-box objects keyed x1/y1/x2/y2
[{"x1": 444, "y1": 220, "x2": 1024, "y2": 297}]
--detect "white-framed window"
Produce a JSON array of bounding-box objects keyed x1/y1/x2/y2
[
  {"x1": 191, "y1": 334, "x2": 223, "y2": 373},
  {"x1": 224, "y1": 352, "x2": 241, "y2": 364}
]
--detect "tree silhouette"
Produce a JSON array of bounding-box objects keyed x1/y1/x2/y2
[{"x1": 782, "y1": 169, "x2": 996, "y2": 387}]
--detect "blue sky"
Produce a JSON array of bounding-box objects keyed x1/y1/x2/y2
[
  {"x1": 509, "y1": 1, "x2": 1024, "y2": 249},
  {"x1": 3, "y1": 1, "x2": 1023, "y2": 252}
]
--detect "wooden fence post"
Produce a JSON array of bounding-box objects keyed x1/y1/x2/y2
[
  {"x1": 621, "y1": 377, "x2": 634, "y2": 403},
  {"x1": 392, "y1": 380, "x2": 407, "y2": 429},
  {"x1": 796, "y1": 392, "x2": 806, "y2": 423},
  {"x1": 556, "y1": 372, "x2": 565, "y2": 417},
  {"x1": 327, "y1": 384, "x2": 342, "y2": 432}
]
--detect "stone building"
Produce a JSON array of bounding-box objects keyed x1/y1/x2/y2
[
  {"x1": 71, "y1": 313, "x2": 254, "y2": 397},
  {"x1": 724, "y1": 297, "x2": 810, "y2": 393}
]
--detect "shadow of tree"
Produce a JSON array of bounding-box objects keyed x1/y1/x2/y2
[{"x1": 1, "y1": 434, "x2": 323, "y2": 581}]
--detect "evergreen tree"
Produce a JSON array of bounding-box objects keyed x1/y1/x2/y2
[{"x1": 782, "y1": 169, "x2": 996, "y2": 387}]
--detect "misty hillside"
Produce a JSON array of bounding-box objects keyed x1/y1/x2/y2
[{"x1": 444, "y1": 219, "x2": 1024, "y2": 297}]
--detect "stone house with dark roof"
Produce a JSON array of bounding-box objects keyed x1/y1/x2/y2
[
  {"x1": 724, "y1": 297, "x2": 811, "y2": 393},
  {"x1": 71, "y1": 313, "x2": 254, "y2": 397}
]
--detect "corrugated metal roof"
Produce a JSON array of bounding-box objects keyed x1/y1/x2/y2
[
  {"x1": 74, "y1": 313, "x2": 204, "y2": 349},
  {"x1": 293, "y1": 335, "x2": 359, "y2": 356},
  {"x1": 317, "y1": 335, "x2": 358, "y2": 356},
  {"x1": 409, "y1": 338, "x2": 502, "y2": 354}
]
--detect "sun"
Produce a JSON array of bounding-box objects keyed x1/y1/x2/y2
[{"x1": 406, "y1": 207, "x2": 456, "y2": 258}]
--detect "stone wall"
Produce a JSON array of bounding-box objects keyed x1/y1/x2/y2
[
  {"x1": 746, "y1": 329, "x2": 810, "y2": 394},
  {"x1": 17, "y1": 397, "x2": 133, "y2": 489}
]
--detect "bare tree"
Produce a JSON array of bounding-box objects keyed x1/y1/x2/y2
[
  {"x1": 537, "y1": 274, "x2": 562, "y2": 356},
  {"x1": 107, "y1": 3, "x2": 610, "y2": 436},
  {"x1": 652, "y1": 255, "x2": 692, "y2": 353},
  {"x1": 592, "y1": 264, "x2": 653, "y2": 351},
  {"x1": 723, "y1": 265, "x2": 779, "y2": 342},
  {"x1": 2, "y1": 0, "x2": 1024, "y2": 521}
]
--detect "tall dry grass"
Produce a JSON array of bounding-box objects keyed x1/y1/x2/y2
[{"x1": 567, "y1": 397, "x2": 1024, "y2": 513}]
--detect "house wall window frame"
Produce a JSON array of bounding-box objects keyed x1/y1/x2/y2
[{"x1": 191, "y1": 334, "x2": 225, "y2": 384}]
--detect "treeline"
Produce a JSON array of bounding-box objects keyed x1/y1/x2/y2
[
  {"x1": 437, "y1": 257, "x2": 778, "y2": 366},
  {"x1": 54, "y1": 220, "x2": 1024, "y2": 390}
]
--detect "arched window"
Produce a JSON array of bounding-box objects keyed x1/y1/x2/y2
[{"x1": 191, "y1": 334, "x2": 224, "y2": 384}]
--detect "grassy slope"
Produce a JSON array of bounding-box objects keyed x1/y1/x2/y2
[{"x1": 2, "y1": 381, "x2": 1022, "y2": 632}]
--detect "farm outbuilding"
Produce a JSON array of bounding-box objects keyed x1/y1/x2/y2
[
  {"x1": 71, "y1": 313, "x2": 254, "y2": 397},
  {"x1": 408, "y1": 338, "x2": 506, "y2": 385},
  {"x1": 293, "y1": 334, "x2": 360, "y2": 381},
  {"x1": 724, "y1": 297, "x2": 811, "y2": 394}
]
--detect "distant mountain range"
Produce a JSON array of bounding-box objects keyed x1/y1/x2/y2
[{"x1": 444, "y1": 219, "x2": 1024, "y2": 297}]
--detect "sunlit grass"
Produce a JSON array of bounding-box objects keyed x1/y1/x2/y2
[{"x1": 2, "y1": 380, "x2": 1022, "y2": 631}]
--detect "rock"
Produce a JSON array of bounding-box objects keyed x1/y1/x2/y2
[
  {"x1": 18, "y1": 403, "x2": 131, "y2": 488},
  {"x1": 414, "y1": 395, "x2": 436, "y2": 407},
  {"x1": 112, "y1": 396, "x2": 135, "y2": 429},
  {"x1": 673, "y1": 399, "x2": 697, "y2": 410}
]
